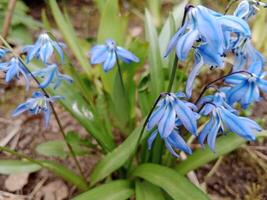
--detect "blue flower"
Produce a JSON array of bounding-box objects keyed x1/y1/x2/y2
[
  {"x1": 32, "y1": 64, "x2": 73, "y2": 89},
  {"x1": 164, "y1": 5, "x2": 250, "y2": 60},
  {"x1": 146, "y1": 92, "x2": 199, "y2": 157},
  {"x1": 0, "y1": 48, "x2": 10, "y2": 58},
  {"x1": 90, "y1": 39, "x2": 140, "y2": 72},
  {"x1": 12, "y1": 91, "x2": 63, "y2": 127},
  {"x1": 0, "y1": 57, "x2": 30, "y2": 89},
  {"x1": 198, "y1": 92, "x2": 261, "y2": 151},
  {"x1": 234, "y1": 0, "x2": 267, "y2": 21},
  {"x1": 224, "y1": 69, "x2": 267, "y2": 108},
  {"x1": 22, "y1": 33, "x2": 65, "y2": 64}
]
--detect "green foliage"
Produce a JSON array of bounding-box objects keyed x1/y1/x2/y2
[
  {"x1": 72, "y1": 180, "x2": 134, "y2": 200},
  {"x1": 0, "y1": 160, "x2": 41, "y2": 174}
]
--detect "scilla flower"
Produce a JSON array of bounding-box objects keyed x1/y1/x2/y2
[
  {"x1": 198, "y1": 91, "x2": 261, "y2": 151},
  {"x1": 224, "y1": 68, "x2": 267, "y2": 108},
  {"x1": 0, "y1": 57, "x2": 30, "y2": 89},
  {"x1": 90, "y1": 39, "x2": 139, "y2": 72},
  {"x1": 32, "y1": 64, "x2": 73, "y2": 89},
  {"x1": 12, "y1": 91, "x2": 63, "y2": 127},
  {"x1": 147, "y1": 92, "x2": 199, "y2": 157},
  {"x1": 22, "y1": 33, "x2": 65, "y2": 64},
  {"x1": 234, "y1": 0, "x2": 267, "y2": 21}
]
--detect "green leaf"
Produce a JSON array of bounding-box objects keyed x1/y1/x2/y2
[
  {"x1": 36, "y1": 140, "x2": 67, "y2": 158},
  {"x1": 72, "y1": 180, "x2": 134, "y2": 200},
  {"x1": 40, "y1": 160, "x2": 88, "y2": 191},
  {"x1": 135, "y1": 180, "x2": 165, "y2": 200},
  {"x1": 132, "y1": 163, "x2": 209, "y2": 200},
  {"x1": 90, "y1": 124, "x2": 146, "y2": 185},
  {"x1": 0, "y1": 160, "x2": 41, "y2": 174},
  {"x1": 175, "y1": 132, "x2": 267, "y2": 175},
  {"x1": 145, "y1": 9, "x2": 164, "y2": 99},
  {"x1": 48, "y1": 0, "x2": 91, "y2": 76}
]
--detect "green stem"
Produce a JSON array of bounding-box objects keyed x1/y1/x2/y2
[{"x1": 0, "y1": 35, "x2": 88, "y2": 184}]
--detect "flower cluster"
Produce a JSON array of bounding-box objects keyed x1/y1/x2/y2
[
  {"x1": 147, "y1": 0, "x2": 267, "y2": 157},
  {"x1": 0, "y1": 33, "x2": 72, "y2": 127}
]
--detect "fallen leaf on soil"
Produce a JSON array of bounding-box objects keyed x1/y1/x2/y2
[
  {"x1": 0, "y1": 191, "x2": 27, "y2": 200},
  {"x1": 35, "y1": 180, "x2": 68, "y2": 200},
  {"x1": 4, "y1": 173, "x2": 29, "y2": 192}
]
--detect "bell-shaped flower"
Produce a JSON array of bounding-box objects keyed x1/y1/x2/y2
[
  {"x1": 0, "y1": 57, "x2": 30, "y2": 89},
  {"x1": 146, "y1": 92, "x2": 199, "y2": 157},
  {"x1": 224, "y1": 68, "x2": 267, "y2": 108},
  {"x1": 164, "y1": 5, "x2": 250, "y2": 61},
  {"x1": 32, "y1": 64, "x2": 73, "y2": 89},
  {"x1": 22, "y1": 33, "x2": 65, "y2": 64},
  {"x1": 198, "y1": 91, "x2": 261, "y2": 151},
  {"x1": 234, "y1": 0, "x2": 267, "y2": 21},
  {"x1": 12, "y1": 91, "x2": 63, "y2": 127},
  {"x1": 90, "y1": 39, "x2": 139, "y2": 72},
  {"x1": 185, "y1": 43, "x2": 225, "y2": 97}
]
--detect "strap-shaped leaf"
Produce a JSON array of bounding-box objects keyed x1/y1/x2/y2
[
  {"x1": 135, "y1": 180, "x2": 165, "y2": 200},
  {"x1": 0, "y1": 160, "x2": 41, "y2": 174},
  {"x1": 132, "y1": 163, "x2": 209, "y2": 200},
  {"x1": 90, "y1": 125, "x2": 145, "y2": 185},
  {"x1": 176, "y1": 132, "x2": 267, "y2": 175},
  {"x1": 72, "y1": 180, "x2": 134, "y2": 200}
]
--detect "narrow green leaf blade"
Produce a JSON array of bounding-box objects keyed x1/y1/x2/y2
[
  {"x1": 72, "y1": 180, "x2": 134, "y2": 200},
  {"x1": 132, "y1": 163, "x2": 209, "y2": 200},
  {"x1": 0, "y1": 160, "x2": 41, "y2": 174},
  {"x1": 135, "y1": 180, "x2": 165, "y2": 200},
  {"x1": 175, "y1": 132, "x2": 267, "y2": 175},
  {"x1": 40, "y1": 160, "x2": 88, "y2": 191},
  {"x1": 36, "y1": 140, "x2": 67, "y2": 158},
  {"x1": 90, "y1": 125, "x2": 145, "y2": 185}
]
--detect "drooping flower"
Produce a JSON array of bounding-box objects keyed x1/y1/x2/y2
[
  {"x1": 164, "y1": 5, "x2": 251, "y2": 60},
  {"x1": 32, "y1": 64, "x2": 73, "y2": 89},
  {"x1": 146, "y1": 92, "x2": 199, "y2": 157},
  {"x1": 12, "y1": 91, "x2": 63, "y2": 127},
  {"x1": 198, "y1": 91, "x2": 261, "y2": 151},
  {"x1": 22, "y1": 33, "x2": 65, "y2": 64},
  {"x1": 90, "y1": 39, "x2": 140, "y2": 72},
  {"x1": 224, "y1": 68, "x2": 267, "y2": 108},
  {"x1": 0, "y1": 57, "x2": 30, "y2": 89},
  {"x1": 234, "y1": 0, "x2": 267, "y2": 21}
]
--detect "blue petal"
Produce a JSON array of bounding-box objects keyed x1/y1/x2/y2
[
  {"x1": 225, "y1": 73, "x2": 247, "y2": 84},
  {"x1": 164, "y1": 139, "x2": 180, "y2": 157},
  {"x1": 116, "y1": 46, "x2": 139, "y2": 63},
  {"x1": 197, "y1": 44, "x2": 224, "y2": 67},
  {"x1": 239, "y1": 117, "x2": 262, "y2": 131},
  {"x1": 147, "y1": 130, "x2": 158, "y2": 150},
  {"x1": 234, "y1": 0, "x2": 250, "y2": 19},
  {"x1": 207, "y1": 114, "x2": 221, "y2": 151},
  {"x1": 164, "y1": 25, "x2": 187, "y2": 57},
  {"x1": 220, "y1": 108, "x2": 256, "y2": 140},
  {"x1": 241, "y1": 82, "x2": 260, "y2": 107},
  {"x1": 176, "y1": 29, "x2": 199, "y2": 61},
  {"x1": 186, "y1": 52, "x2": 203, "y2": 97},
  {"x1": 198, "y1": 117, "x2": 213, "y2": 146},
  {"x1": 44, "y1": 107, "x2": 51, "y2": 128},
  {"x1": 52, "y1": 41, "x2": 65, "y2": 64},
  {"x1": 167, "y1": 130, "x2": 192, "y2": 154},
  {"x1": 258, "y1": 78, "x2": 267, "y2": 93},
  {"x1": 90, "y1": 45, "x2": 108, "y2": 64},
  {"x1": 6, "y1": 65, "x2": 17, "y2": 82},
  {"x1": 158, "y1": 104, "x2": 176, "y2": 138},
  {"x1": 40, "y1": 42, "x2": 53, "y2": 63},
  {"x1": 12, "y1": 102, "x2": 30, "y2": 117},
  {"x1": 226, "y1": 81, "x2": 248, "y2": 105},
  {"x1": 103, "y1": 51, "x2": 116, "y2": 72},
  {"x1": 147, "y1": 102, "x2": 166, "y2": 131},
  {"x1": 174, "y1": 99, "x2": 197, "y2": 135}
]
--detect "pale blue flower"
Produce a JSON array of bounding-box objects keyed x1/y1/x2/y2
[
  {"x1": 32, "y1": 64, "x2": 73, "y2": 89},
  {"x1": 22, "y1": 33, "x2": 65, "y2": 64},
  {"x1": 234, "y1": 0, "x2": 267, "y2": 21},
  {"x1": 164, "y1": 5, "x2": 251, "y2": 60},
  {"x1": 198, "y1": 92, "x2": 261, "y2": 151},
  {"x1": 90, "y1": 39, "x2": 140, "y2": 72},
  {"x1": 224, "y1": 69, "x2": 267, "y2": 108},
  {"x1": 12, "y1": 91, "x2": 63, "y2": 127},
  {"x1": 147, "y1": 92, "x2": 199, "y2": 157},
  {"x1": 0, "y1": 57, "x2": 30, "y2": 89}
]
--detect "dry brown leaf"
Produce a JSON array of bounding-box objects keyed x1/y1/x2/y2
[
  {"x1": 0, "y1": 191, "x2": 27, "y2": 200},
  {"x1": 4, "y1": 173, "x2": 29, "y2": 192}
]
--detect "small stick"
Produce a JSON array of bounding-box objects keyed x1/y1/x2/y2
[{"x1": 1, "y1": 0, "x2": 17, "y2": 41}]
